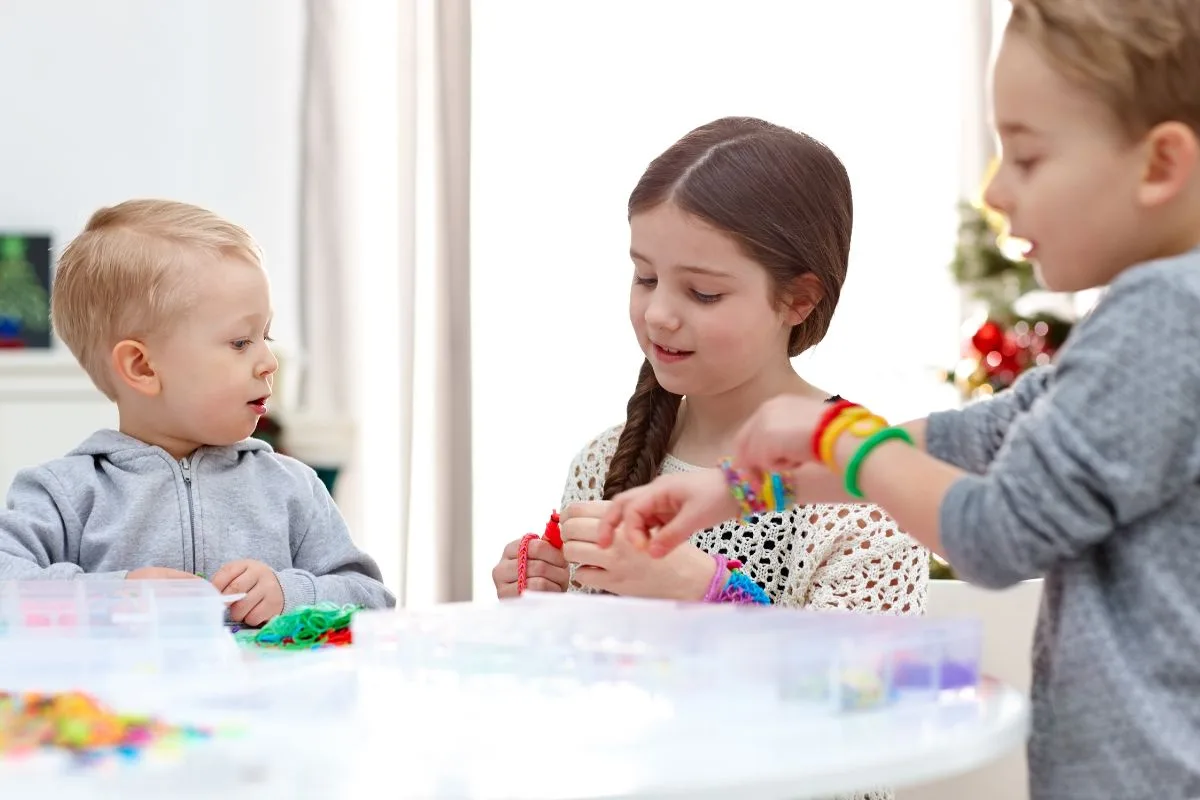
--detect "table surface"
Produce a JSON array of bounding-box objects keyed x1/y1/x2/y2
[
  {"x1": 2, "y1": 664, "x2": 1029, "y2": 800},
  {"x1": 338, "y1": 675, "x2": 1030, "y2": 800}
]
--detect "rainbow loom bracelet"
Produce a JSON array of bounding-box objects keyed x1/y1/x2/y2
[
  {"x1": 718, "y1": 459, "x2": 795, "y2": 522},
  {"x1": 718, "y1": 570, "x2": 772, "y2": 605}
]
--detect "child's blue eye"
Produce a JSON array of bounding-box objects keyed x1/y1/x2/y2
[
  {"x1": 693, "y1": 291, "x2": 721, "y2": 304},
  {"x1": 232, "y1": 339, "x2": 251, "y2": 350},
  {"x1": 634, "y1": 275, "x2": 657, "y2": 288}
]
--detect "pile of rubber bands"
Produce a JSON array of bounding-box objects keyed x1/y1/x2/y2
[
  {"x1": 0, "y1": 691, "x2": 211, "y2": 763},
  {"x1": 236, "y1": 602, "x2": 361, "y2": 650}
]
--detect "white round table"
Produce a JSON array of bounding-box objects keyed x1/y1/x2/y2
[
  {"x1": 341, "y1": 676, "x2": 1030, "y2": 800},
  {"x1": 1, "y1": 665, "x2": 1028, "y2": 800}
]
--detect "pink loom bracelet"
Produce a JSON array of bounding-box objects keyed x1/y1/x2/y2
[
  {"x1": 515, "y1": 533, "x2": 539, "y2": 594},
  {"x1": 703, "y1": 554, "x2": 735, "y2": 602}
]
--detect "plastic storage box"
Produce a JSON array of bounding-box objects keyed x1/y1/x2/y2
[
  {"x1": 0, "y1": 579, "x2": 239, "y2": 693},
  {"x1": 351, "y1": 593, "x2": 984, "y2": 715}
]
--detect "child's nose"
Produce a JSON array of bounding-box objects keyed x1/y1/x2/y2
[
  {"x1": 258, "y1": 348, "x2": 279, "y2": 378},
  {"x1": 644, "y1": 293, "x2": 681, "y2": 331}
]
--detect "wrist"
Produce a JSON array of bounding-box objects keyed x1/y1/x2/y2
[{"x1": 677, "y1": 547, "x2": 728, "y2": 601}]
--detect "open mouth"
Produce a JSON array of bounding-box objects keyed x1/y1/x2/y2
[
  {"x1": 248, "y1": 396, "x2": 270, "y2": 415},
  {"x1": 652, "y1": 343, "x2": 694, "y2": 363}
]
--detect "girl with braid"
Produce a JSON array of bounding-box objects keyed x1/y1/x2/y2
[{"x1": 492, "y1": 117, "x2": 927, "y2": 626}]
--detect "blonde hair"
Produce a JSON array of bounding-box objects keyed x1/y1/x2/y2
[
  {"x1": 52, "y1": 199, "x2": 262, "y2": 400},
  {"x1": 1007, "y1": 0, "x2": 1200, "y2": 139}
]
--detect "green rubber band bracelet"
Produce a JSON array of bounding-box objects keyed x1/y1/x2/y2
[{"x1": 843, "y1": 426, "x2": 914, "y2": 499}]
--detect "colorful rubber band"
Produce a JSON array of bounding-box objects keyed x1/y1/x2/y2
[
  {"x1": 843, "y1": 426, "x2": 915, "y2": 499},
  {"x1": 718, "y1": 459, "x2": 795, "y2": 522},
  {"x1": 818, "y1": 405, "x2": 872, "y2": 467},
  {"x1": 514, "y1": 511, "x2": 565, "y2": 596},
  {"x1": 703, "y1": 554, "x2": 733, "y2": 602},
  {"x1": 515, "y1": 533, "x2": 539, "y2": 594},
  {"x1": 717, "y1": 570, "x2": 772, "y2": 604},
  {"x1": 811, "y1": 399, "x2": 858, "y2": 460}
]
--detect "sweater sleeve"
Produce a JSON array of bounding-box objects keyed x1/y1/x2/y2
[
  {"x1": 925, "y1": 365, "x2": 1053, "y2": 474},
  {"x1": 939, "y1": 266, "x2": 1200, "y2": 588},
  {"x1": 0, "y1": 466, "x2": 127, "y2": 580},
  {"x1": 275, "y1": 468, "x2": 396, "y2": 610}
]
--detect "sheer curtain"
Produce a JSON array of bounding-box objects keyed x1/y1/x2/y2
[
  {"x1": 299, "y1": 0, "x2": 472, "y2": 607},
  {"x1": 470, "y1": 1, "x2": 989, "y2": 598}
]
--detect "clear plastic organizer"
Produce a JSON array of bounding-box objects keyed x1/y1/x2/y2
[
  {"x1": 0, "y1": 579, "x2": 239, "y2": 691},
  {"x1": 351, "y1": 593, "x2": 984, "y2": 714}
]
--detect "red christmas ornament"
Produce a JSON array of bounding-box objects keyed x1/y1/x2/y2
[{"x1": 971, "y1": 319, "x2": 1006, "y2": 354}]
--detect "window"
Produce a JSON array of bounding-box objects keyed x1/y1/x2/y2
[{"x1": 471, "y1": 1, "x2": 978, "y2": 597}]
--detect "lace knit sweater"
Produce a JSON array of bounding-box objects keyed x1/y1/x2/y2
[{"x1": 560, "y1": 425, "x2": 930, "y2": 800}]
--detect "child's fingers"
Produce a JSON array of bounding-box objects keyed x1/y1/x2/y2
[
  {"x1": 595, "y1": 498, "x2": 629, "y2": 548},
  {"x1": 561, "y1": 500, "x2": 610, "y2": 522},
  {"x1": 227, "y1": 584, "x2": 263, "y2": 623},
  {"x1": 562, "y1": 540, "x2": 610, "y2": 570},
  {"x1": 615, "y1": 503, "x2": 658, "y2": 552},
  {"x1": 647, "y1": 520, "x2": 698, "y2": 558},
  {"x1": 222, "y1": 569, "x2": 260, "y2": 599},
  {"x1": 492, "y1": 559, "x2": 518, "y2": 586},
  {"x1": 242, "y1": 596, "x2": 275, "y2": 628},
  {"x1": 527, "y1": 539, "x2": 567, "y2": 567},
  {"x1": 211, "y1": 561, "x2": 249, "y2": 592},
  {"x1": 522, "y1": 557, "x2": 569, "y2": 589}
]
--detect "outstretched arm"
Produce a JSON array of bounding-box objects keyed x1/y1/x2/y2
[{"x1": 838, "y1": 271, "x2": 1200, "y2": 588}]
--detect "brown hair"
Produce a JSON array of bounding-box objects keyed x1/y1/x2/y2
[
  {"x1": 1006, "y1": 0, "x2": 1200, "y2": 139},
  {"x1": 53, "y1": 199, "x2": 262, "y2": 400},
  {"x1": 602, "y1": 116, "x2": 853, "y2": 499}
]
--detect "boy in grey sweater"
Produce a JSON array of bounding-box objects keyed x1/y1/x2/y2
[
  {"x1": 596, "y1": 2, "x2": 1200, "y2": 797},
  {"x1": 0, "y1": 199, "x2": 394, "y2": 624}
]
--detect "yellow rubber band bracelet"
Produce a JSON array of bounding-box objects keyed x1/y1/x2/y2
[{"x1": 818, "y1": 406, "x2": 869, "y2": 468}]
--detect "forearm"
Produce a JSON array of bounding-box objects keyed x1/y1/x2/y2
[
  {"x1": 791, "y1": 418, "x2": 929, "y2": 505},
  {"x1": 831, "y1": 435, "x2": 961, "y2": 558}
]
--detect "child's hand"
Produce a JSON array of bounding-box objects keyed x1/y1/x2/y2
[
  {"x1": 126, "y1": 567, "x2": 202, "y2": 580},
  {"x1": 598, "y1": 470, "x2": 736, "y2": 558},
  {"x1": 211, "y1": 559, "x2": 284, "y2": 626},
  {"x1": 563, "y1": 501, "x2": 718, "y2": 599},
  {"x1": 492, "y1": 537, "x2": 569, "y2": 598},
  {"x1": 733, "y1": 394, "x2": 830, "y2": 473}
]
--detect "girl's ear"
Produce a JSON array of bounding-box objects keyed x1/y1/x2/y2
[{"x1": 783, "y1": 273, "x2": 823, "y2": 325}]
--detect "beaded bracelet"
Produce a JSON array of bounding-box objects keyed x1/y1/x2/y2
[{"x1": 718, "y1": 458, "x2": 795, "y2": 523}]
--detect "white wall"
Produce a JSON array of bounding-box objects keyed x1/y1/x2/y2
[{"x1": 0, "y1": 0, "x2": 303, "y2": 473}]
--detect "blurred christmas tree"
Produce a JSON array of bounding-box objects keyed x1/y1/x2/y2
[
  {"x1": 0, "y1": 236, "x2": 51, "y2": 347},
  {"x1": 932, "y1": 165, "x2": 1075, "y2": 580},
  {"x1": 945, "y1": 200, "x2": 1073, "y2": 401}
]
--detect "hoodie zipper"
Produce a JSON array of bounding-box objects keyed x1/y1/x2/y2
[{"x1": 180, "y1": 457, "x2": 197, "y2": 573}]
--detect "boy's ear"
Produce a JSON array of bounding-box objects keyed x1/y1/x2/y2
[
  {"x1": 1137, "y1": 121, "x2": 1199, "y2": 208},
  {"x1": 783, "y1": 273, "x2": 824, "y2": 326},
  {"x1": 111, "y1": 340, "x2": 162, "y2": 397}
]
